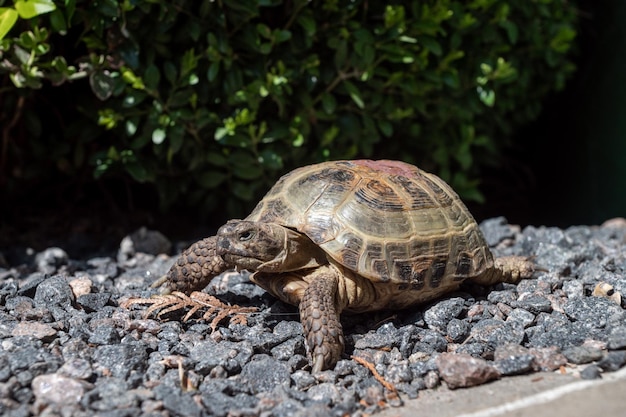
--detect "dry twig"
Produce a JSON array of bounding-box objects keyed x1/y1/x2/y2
[
  {"x1": 351, "y1": 355, "x2": 399, "y2": 394},
  {"x1": 121, "y1": 291, "x2": 257, "y2": 331}
]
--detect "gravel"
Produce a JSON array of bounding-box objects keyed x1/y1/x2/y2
[{"x1": 0, "y1": 217, "x2": 625, "y2": 416}]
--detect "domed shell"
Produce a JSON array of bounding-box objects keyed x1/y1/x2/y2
[{"x1": 246, "y1": 160, "x2": 494, "y2": 289}]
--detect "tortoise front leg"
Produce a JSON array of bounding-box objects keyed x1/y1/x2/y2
[
  {"x1": 154, "y1": 236, "x2": 230, "y2": 293},
  {"x1": 299, "y1": 269, "x2": 346, "y2": 373}
]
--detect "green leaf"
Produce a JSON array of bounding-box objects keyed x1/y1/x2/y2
[
  {"x1": 49, "y1": 8, "x2": 66, "y2": 33},
  {"x1": 197, "y1": 171, "x2": 227, "y2": 188},
  {"x1": 0, "y1": 8, "x2": 18, "y2": 40},
  {"x1": 377, "y1": 120, "x2": 393, "y2": 138},
  {"x1": 144, "y1": 65, "x2": 160, "y2": 90},
  {"x1": 420, "y1": 36, "x2": 442, "y2": 56},
  {"x1": 477, "y1": 86, "x2": 495, "y2": 107},
  {"x1": 274, "y1": 29, "x2": 291, "y2": 43},
  {"x1": 297, "y1": 14, "x2": 316, "y2": 36},
  {"x1": 14, "y1": 0, "x2": 56, "y2": 19},
  {"x1": 152, "y1": 128, "x2": 166, "y2": 145},
  {"x1": 207, "y1": 62, "x2": 219, "y2": 82},
  {"x1": 259, "y1": 149, "x2": 283, "y2": 170},
  {"x1": 321, "y1": 93, "x2": 336, "y2": 114},
  {"x1": 343, "y1": 81, "x2": 365, "y2": 109},
  {"x1": 232, "y1": 181, "x2": 255, "y2": 201},
  {"x1": 90, "y1": 70, "x2": 116, "y2": 101}
]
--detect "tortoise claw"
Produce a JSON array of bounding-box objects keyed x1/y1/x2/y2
[{"x1": 312, "y1": 354, "x2": 325, "y2": 374}]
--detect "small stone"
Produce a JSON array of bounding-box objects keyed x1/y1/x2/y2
[
  {"x1": 92, "y1": 342, "x2": 149, "y2": 379},
  {"x1": 240, "y1": 355, "x2": 290, "y2": 394},
  {"x1": 423, "y1": 297, "x2": 465, "y2": 332},
  {"x1": 86, "y1": 257, "x2": 120, "y2": 278},
  {"x1": 423, "y1": 370, "x2": 440, "y2": 389},
  {"x1": 32, "y1": 374, "x2": 84, "y2": 405},
  {"x1": 77, "y1": 293, "x2": 111, "y2": 312},
  {"x1": 271, "y1": 338, "x2": 304, "y2": 361},
  {"x1": 33, "y1": 275, "x2": 74, "y2": 309},
  {"x1": 446, "y1": 318, "x2": 470, "y2": 343},
  {"x1": 354, "y1": 332, "x2": 394, "y2": 350},
  {"x1": 11, "y1": 321, "x2": 57, "y2": 341},
  {"x1": 562, "y1": 345, "x2": 604, "y2": 364},
  {"x1": 385, "y1": 359, "x2": 413, "y2": 384},
  {"x1": 580, "y1": 364, "x2": 602, "y2": 380},
  {"x1": 487, "y1": 291, "x2": 517, "y2": 306},
  {"x1": 564, "y1": 297, "x2": 623, "y2": 328},
  {"x1": 118, "y1": 227, "x2": 172, "y2": 263},
  {"x1": 562, "y1": 280, "x2": 584, "y2": 298},
  {"x1": 35, "y1": 248, "x2": 68, "y2": 274},
  {"x1": 506, "y1": 308, "x2": 536, "y2": 328},
  {"x1": 607, "y1": 326, "x2": 626, "y2": 350},
  {"x1": 69, "y1": 276, "x2": 92, "y2": 298},
  {"x1": 469, "y1": 319, "x2": 525, "y2": 348},
  {"x1": 514, "y1": 294, "x2": 552, "y2": 314},
  {"x1": 494, "y1": 344, "x2": 535, "y2": 375},
  {"x1": 414, "y1": 329, "x2": 448, "y2": 354},
  {"x1": 191, "y1": 340, "x2": 253, "y2": 375},
  {"x1": 16, "y1": 273, "x2": 46, "y2": 297},
  {"x1": 307, "y1": 383, "x2": 346, "y2": 405},
  {"x1": 291, "y1": 370, "x2": 316, "y2": 390},
  {"x1": 597, "y1": 351, "x2": 626, "y2": 372},
  {"x1": 529, "y1": 346, "x2": 567, "y2": 371},
  {"x1": 480, "y1": 217, "x2": 517, "y2": 247},
  {"x1": 436, "y1": 353, "x2": 500, "y2": 389},
  {"x1": 58, "y1": 358, "x2": 93, "y2": 380},
  {"x1": 88, "y1": 325, "x2": 121, "y2": 345}
]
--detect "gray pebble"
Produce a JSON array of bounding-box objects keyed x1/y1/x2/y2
[
  {"x1": 597, "y1": 351, "x2": 626, "y2": 372},
  {"x1": 33, "y1": 275, "x2": 74, "y2": 309},
  {"x1": 494, "y1": 344, "x2": 535, "y2": 375},
  {"x1": 470, "y1": 319, "x2": 525, "y2": 349},
  {"x1": 153, "y1": 384, "x2": 201, "y2": 417},
  {"x1": 562, "y1": 345, "x2": 604, "y2": 364},
  {"x1": 423, "y1": 297, "x2": 465, "y2": 332},
  {"x1": 35, "y1": 248, "x2": 68, "y2": 274},
  {"x1": 1, "y1": 218, "x2": 626, "y2": 416},
  {"x1": 506, "y1": 308, "x2": 536, "y2": 328},
  {"x1": 92, "y1": 342, "x2": 148, "y2": 379},
  {"x1": 32, "y1": 374, "x2": 84, "y2": 406},
  {"x1": 513, "y1": 294, "x2": 552, "y2": 314},
  {"x1": 76, "y1": 293, "x2": 111, "y2": 312},
  {"x1": 607, "y1": 325, "x2": 626, "y2": 350},
  {"x1": 240, "y1": 355, "x2": 291, "y2": 394},
  {"x1": 446, "y1": 318, "x2": 470, "y2": 343},
  {"x1": 580, "y1": 364, "x2": 602, "y2": 380}
]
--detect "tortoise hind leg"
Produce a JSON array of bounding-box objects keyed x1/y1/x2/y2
[
  {"x1": 299, "y1": 268, "x2": 346, "y2": 373},
  {"x1": 471, "y1": 255, "x2": 536, "y2": 286}
]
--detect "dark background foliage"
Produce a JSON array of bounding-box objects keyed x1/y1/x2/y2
[{"x1": 1, "y1": 0, "x2": 620, "y2": 250}]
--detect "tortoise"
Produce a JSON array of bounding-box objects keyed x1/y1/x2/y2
[{"x1": 162, "y1": 159, "x2": 535, "y2": 372}]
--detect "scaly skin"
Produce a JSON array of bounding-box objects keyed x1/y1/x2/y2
[
  {"x1": 298, "y1": 270, "x2": 346, "y2": 373},
  {"x1": 471, "y1": 255, "x2": 536, "y2": 286},
  {"x1": 160, "y1": 236, "x2": 229, "y2": 293}
]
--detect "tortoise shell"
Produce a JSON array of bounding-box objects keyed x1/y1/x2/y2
[{"x1": 246, "y1": 160, "x2": 494, "y2": 289}]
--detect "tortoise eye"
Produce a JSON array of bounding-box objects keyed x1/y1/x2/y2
[{"x1": 239, "y1": 230, "x2": 254, "y2": 241}]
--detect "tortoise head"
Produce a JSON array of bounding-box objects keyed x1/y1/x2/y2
[{"x1": 216, "y1": 220, "x2": 327, "y2": 272}]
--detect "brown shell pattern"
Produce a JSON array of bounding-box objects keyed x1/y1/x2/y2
[{"x1": 246, "y1": 160, "x2": 494, "y2": 287}]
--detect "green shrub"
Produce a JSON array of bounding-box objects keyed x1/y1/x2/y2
[{"x1": 0, "y1": 0, "x2": 578, "y2": 218}]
